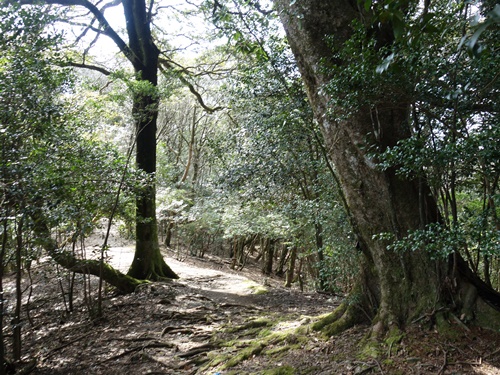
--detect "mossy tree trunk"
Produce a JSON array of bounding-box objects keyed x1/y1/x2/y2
[
  {"x1": 31, "y1": 212, "x2": 147, "y2": 293},
  {"x1": 273, "y1": 0, "x2": 500, "y2": 333}
]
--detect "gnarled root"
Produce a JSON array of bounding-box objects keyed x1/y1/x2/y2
[{"x1": 312, "y1": 302, "x2": 366, "y2": 337}]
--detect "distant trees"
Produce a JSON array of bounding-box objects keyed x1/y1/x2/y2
[
  {"x1": 2, "y1": 2, "x2": 498, "y2": 364},
  {"x1": 156, "y1": 1, "x2": 358, "y2": 292}
]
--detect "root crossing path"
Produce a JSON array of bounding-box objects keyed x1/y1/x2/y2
[
  {"x1": 23, "y1": 246, "x2": 500, "y2": 374},
  {"x1": 26, "y1": 247, "x2": 341, "y2": 374}
]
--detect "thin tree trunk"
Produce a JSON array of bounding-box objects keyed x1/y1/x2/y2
[
  {"x1": 121, "y1": 0, "x2": 177, "y2": 280},
  {"x1": 180, "y1": 107, "x2": 197, "y2": 183},
  {"x1": 285, "y1": 246, "x2": 297, "y2": 288},
  {"x1": 13, "y1": 217, "x2": 23, "y2": 361},
  {"x1": 262, "y1": 239, "x2": 274, "y2": 275},
  {"x1": 0, "y1": 220, "x2": 7, "y2": 375}
]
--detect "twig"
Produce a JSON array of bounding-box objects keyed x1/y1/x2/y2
[
  {"x1": 374, "y1": 359, "x2": 385, "y2": 374},
  {"x1": 484, "y1": 347, "x2": 500, "y2": 359},
  {"x1": 437, "y1": 350, "x2": 448, "y2": 375},
  {"x1": 44, "y1": 331, "x2": 93, "y2": 359}
]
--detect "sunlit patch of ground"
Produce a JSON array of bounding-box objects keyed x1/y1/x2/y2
[{"x1": 7, "y1": 226, "x2": 500, "y2": 374}]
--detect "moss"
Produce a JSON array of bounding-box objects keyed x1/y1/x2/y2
[
  {"x1": 258, "y1": 328, "x2": 273, "y2": 338},
  {"x1": 474, "y1": 298, "x2": 500, "y2": 331},
  {"x1": 384, "y1": 327, "x2": 404, "y2": 356},
  {"x1": 294, "y1": 325, "x2": 311, "y2": 336},
  {"x1": 249, "y1": 285, "x2": 269, "y2": 295},
  {"x1": 312, "y1": 303, "x2": 347, "y2": 331},
  {"x1": 262, "y1": 365, "x2": 296, "y2": 375},
  {"x1": 221, "y1": 342, "x2": 265, "y2": 369},
  {"x1": 358, "y1": 339, "x2": 380, "y2": 359},
  {"x1": 435, "y1": 312, "x2": 460, "y2": 340},
  {"x1": 205, "y1": 352, "x2": 228, "y2": 368},
  {"x1": 264, "y1": 345, "x2": 294, "y2": 356},
  {"x1": 227, "y1": 317, "x2": 273, "y2": 333}
]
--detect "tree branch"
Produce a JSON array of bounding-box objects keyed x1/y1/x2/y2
[
  {"x1": 61, "y1": 61, "x2": 112, "y2": 75},
  {"x1": 8, "y1": 0, "x2": 141, "y2": 67},
  {"x1": 31, "y1": 210, "x2": 147, "y2": 294},
  {"x1": 159, "y1": 59, "x2": 223, "y2": 113}
]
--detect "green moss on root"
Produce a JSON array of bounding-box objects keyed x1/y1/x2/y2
[
  {"x1": 262, "y1": 365, "x2": 296, "y2": 375},
  {"x1": 221, "y1": 342, "x2": 265, "y2": 369}
]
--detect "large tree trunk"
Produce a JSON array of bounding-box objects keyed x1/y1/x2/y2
[
  {"x1": 273, "y1": 0, "x2": 500, "y2": 334},
  {"x1": 121, "y1": 0, "x2": 178, "y2": 280}
]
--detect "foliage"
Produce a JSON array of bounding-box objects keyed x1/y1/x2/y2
[
  {"x1": 326, "y1": 0, "x2": 500, "y2": 287},
  {"x1": 0, "y1": 1, "x2": 138, "y2": 297}
]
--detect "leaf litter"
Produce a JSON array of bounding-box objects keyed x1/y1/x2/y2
[{"x1": 5, "y1": 244, "x2": 500, "y2": 375}]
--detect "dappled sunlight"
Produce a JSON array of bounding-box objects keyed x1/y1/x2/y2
[{"x1": 474, "y1": 363, "x2": 500, "y2": 374}]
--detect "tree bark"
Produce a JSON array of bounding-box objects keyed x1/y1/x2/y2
[
  {"x1": 10, "y1": 0, "x2": 180, "y2": 281},
  {"x1": 31, "y1": 212, "x2": 147, "y2": 293},
  {"x1": 120, "y1": 0, "x2": 178, "y2": 280},
  {"x1": 273, "y1": 0, "x2": 500, "y2": 333},
  {"x1": 285, "y1": 245, "x2": 297, "y2": 288}
]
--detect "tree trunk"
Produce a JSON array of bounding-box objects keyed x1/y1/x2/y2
[
  {"x1": 121, "y1": 0, "x2": 178, "y2": 280},
  {"x1": 274, "y1": 0, "x2": 500, "y2": 333},
  {"x1": 315, "y1": 222, "x2": 328, "y2": 291},
  {"x1": 275, "y1": 242, "x2": 289, "y2": 277},
  {"x1": 30, "y1": 211, "x2": 147, "y2": 293},
  {"x1": 285, "y1": 245, "x2": 297, "y2": 288},
  {"x1": 0, "y1": 220, "x2": 7, "y2": 375},
  {"x1": 262, "y1": 238, "x2": 274, "y2": 275}
]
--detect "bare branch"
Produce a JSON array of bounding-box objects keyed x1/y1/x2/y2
[
  {"x1": 147, "y1": 0, "x2": 154, "y2": 21},
  {"x1": 61, "y1": 61, "x2": 112, "y2": 75},
  {"x1": 99, "y1": 0, "x2": 121, "y2": 13},
  {"x1": 159, "y1": 59, "x2": 223, "y2": 114},
  {"x1": 159, "y1": 54, "x2": 234, "y2": 78},
  {"x1": 9, "y1": 0, "x2": 141, "y2": 68}
]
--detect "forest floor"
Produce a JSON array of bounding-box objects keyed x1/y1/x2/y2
[{"x1": 8, "y1": 231, "x2": 500, "y2": 374}]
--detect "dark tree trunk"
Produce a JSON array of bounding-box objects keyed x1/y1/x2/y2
[
  {"x1": 31, "y1": 211, "x2": 147, "y2": 293},
  {"x1": 262, "y1": 239, "x2": 274, "y2": 275},
  {"x1": 275, "y1": 243, "x2": 289, "y2": 277},
  {"x1": 121, "y1": 0, "x2": 178, "y2": 280},
  {"x1": 274, "y1": 0, "x2": 500, "y2": 333},
  {"x1": 0, "y1": 220, "x2": 7, "y2": 375},
  {"x1": 285, "y1": 246, "x2": 297, "y2": 288}
]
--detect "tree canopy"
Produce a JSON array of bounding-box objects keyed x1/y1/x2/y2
[{"x1": 0, "y1": 0, "x2": 499, "y2": 372}]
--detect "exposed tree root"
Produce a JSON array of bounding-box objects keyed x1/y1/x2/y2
[
  {"x1": 32, "y1": 212, "x2": 148, "y2": 293},
  {"x1": 312, "y1": 302, "x2": 365, "y2": 337}
]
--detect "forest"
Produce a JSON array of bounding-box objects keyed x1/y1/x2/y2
[{"x1": 0, "y1": 0, "x2": 499, "y2": 374}]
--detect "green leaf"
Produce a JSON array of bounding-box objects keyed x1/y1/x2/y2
[
  {"x1": 392, "y1": 12, "x2": 405, "y2": 40},
  {"x1": 376, "y1": 53, "x2": 394, "y2": 73},
  {"x1": 364, "y1": 0, "x2": 372, "y2": 12}
]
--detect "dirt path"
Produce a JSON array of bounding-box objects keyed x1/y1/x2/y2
[
  {"x1": 108, "y1": 245, "x2": 268, "y2": 297},
  {"x1": 22, "y1": 244, "x2": 342, "y2": 374},
  {"x1": 16, "y1": 241, "x2": 500, "y2": 375}
]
